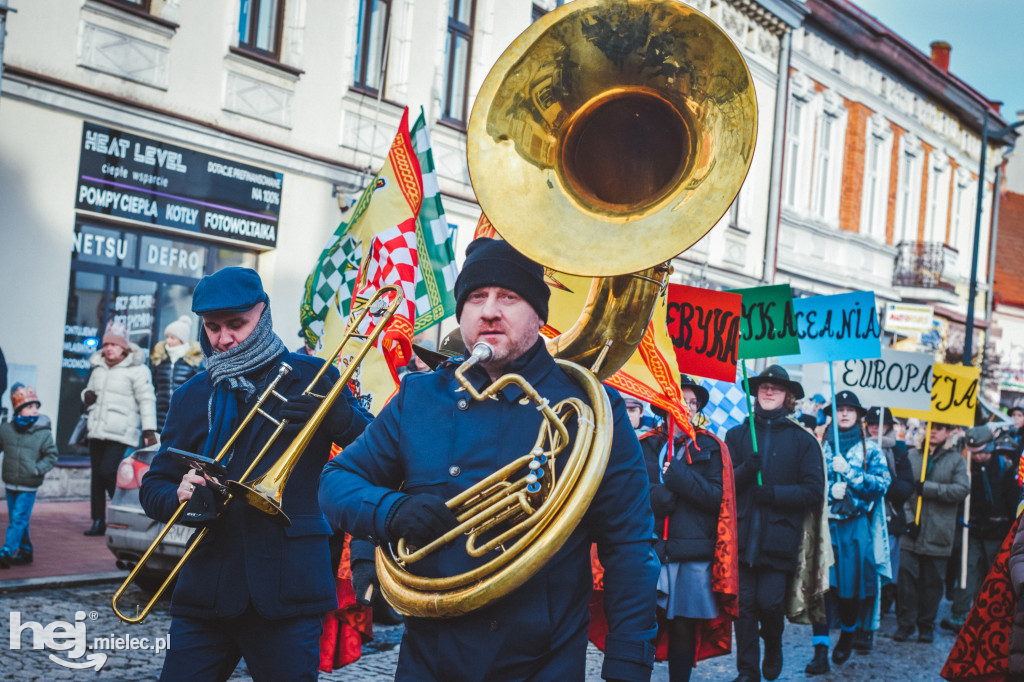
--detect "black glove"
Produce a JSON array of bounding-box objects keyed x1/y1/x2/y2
[
  {"x1": 747, "y1": 452, "x2": 762, "y2": 473},
  {"x1": 350, "y1": 559, "x2": 377, "y2": 607},
  {"x1": 279, "y1": 394, "x2": 352, "y2": 435},
  {"x1": 83, "y1": 390, "x2": 97, "y2": 407},
  {"x1": 907, "y1": 522, "x2": 921, "y2": 540},
  {"x1": 752, "y1": 484, "x2": 775, "y2": 505},
  {"x1": 915, "y1": 480, "x2": 925, "y2": 496},
  {"x1": 661, "y1": 459, "x2": 692, "y2": 494},
  {"x1": 387, "y1": 494, "x2": 459, "y2": 546}
]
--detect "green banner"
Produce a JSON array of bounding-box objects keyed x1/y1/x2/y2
[{"x1": 729, "y1": 284, "x2": 800, "y2": 359}]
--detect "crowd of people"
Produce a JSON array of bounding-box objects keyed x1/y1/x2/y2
[{"x1": 5, "y1": 242, "x2": 1024, "y2": 681}]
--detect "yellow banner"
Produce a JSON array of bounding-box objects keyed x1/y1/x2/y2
[{"x1": 890, "y1": 363, "x2": 980, "y2": 427}]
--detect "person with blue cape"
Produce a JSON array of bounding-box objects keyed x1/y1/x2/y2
[{"x1": 805, "y1": 390, "x2": 890, "y2": 675}]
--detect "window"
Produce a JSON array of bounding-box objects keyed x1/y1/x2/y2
[
  {"x1": 923, "y1": 152, "x2": 950, "y2": 243},
  {"x1": 442, "y1": 0, "x2": 475, "y2": 125},
  {"x1": 353, "y1": 0, "x2": 391, "y2": 93},
  {"x1": 950, "y1": 168, "x2": 974, "y2": 252},
  {"x1": 238, "y1": 0, "x2": 285, "y2": 58},
  {"x1": 859, "y1": 115, "x2": 893, "y2": 242},
  {"x1": 783, "y1": 100, "x2": 804, "y2": 208},
  {"x1": 894, "y1": 137, "x2": 923, "y2": 244},
  {"x1": 813, "y1": 116, "x2": 833, "y2": 218},
  {"x1": 810, "y1": 91, "x2": 847, "y2": 226}
]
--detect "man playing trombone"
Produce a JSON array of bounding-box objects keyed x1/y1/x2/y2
[
  {"x1": 139, "y1": 267, "x2": 371, "y2": 681},
  {"x1": 319, "y1": 239, "x2": 659, "y2": 682}
]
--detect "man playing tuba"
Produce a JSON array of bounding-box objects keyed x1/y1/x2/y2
[
  {"x1": 319, "y1": 238, "x2": 659, "y2": 681},
  {"x1": 140, "y1": 267, "x2": 371, "y2": 681}
]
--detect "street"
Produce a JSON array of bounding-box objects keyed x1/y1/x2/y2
[{"x1": 1, "y1": 581, "x2": 959, "y2": 681}]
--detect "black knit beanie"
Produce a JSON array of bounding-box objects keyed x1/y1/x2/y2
[{"x1": 455, "y1": 238, "x2": 549, "y2": 322}]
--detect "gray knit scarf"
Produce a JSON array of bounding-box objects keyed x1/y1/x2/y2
[{"x1": 205, "y1": 305, "x2": 287, "y2": 402}]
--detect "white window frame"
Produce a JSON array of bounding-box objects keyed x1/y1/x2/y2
[
  {"x1": 859, "y1": 113, "x2": 894, "y2": 242},
  {"x1": 810, "y1": 89, "x2": 847, "y2": 226},
  {"x1": 950, "y1": 166, "x2": 974, "y2": 254},
  {"x1": 894, "y1": 134, "x2": 923, "y2": 244},
  {"x1": 923, "y1": 150, "x2": 951, "y2": 244},
  {"x1": 783, "y1": 73, "x2": 814, "y2": 214}
]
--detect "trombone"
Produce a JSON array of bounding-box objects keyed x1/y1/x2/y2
[{"x1": 112, "y1": 285, "x2": 403, "y2": 623}]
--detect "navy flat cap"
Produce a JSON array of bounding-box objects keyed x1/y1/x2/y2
[{"x1": 192, "y1": 267, "x2": 269, "y2": 315}]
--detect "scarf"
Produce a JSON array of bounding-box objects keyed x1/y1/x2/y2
[
  {"x1": 201, "y1": 306, "x2": 287, "y2": 461},
  {"x1": 13, "y1": 414, "x2": 38, "y2": 432},
  {"x1": 754, "y1": 404, "x2": 789, "y2": 423},
  {"x1": 828, "y1": 425, "x2": 863, "y2": 458},
  {"x1": 166, "y1": 341, "x2": 188, "y2": 365}
]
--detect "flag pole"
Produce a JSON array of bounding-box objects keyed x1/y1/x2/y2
[
  {"x1": 741, "y1": 361, "x2": 761, "y2": 486},
  {"x1": 915, "y1": 422, "x2": 932, "y2": 525},
  {"x1": 829, "y1": 362, "x2": 841, "y2": 460}
]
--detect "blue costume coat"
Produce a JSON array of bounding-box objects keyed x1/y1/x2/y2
[
  {"x1": 319, "y1": 340, "x2": 659, "y2": 682},
  {"x1": 140, "y1": 351, "x2": 370, "y2": 621}
]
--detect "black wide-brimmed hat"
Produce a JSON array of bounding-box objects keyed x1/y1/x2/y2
[
  {"x1": 864, "y1": 406, "x2": 896, "y2": 426},
  {"x1": 411, "y1": 328, "x2": 468, "y2": 370},
  {"x1": 746, "y1": 364, "x2": 804, "y2": 400},
  {"x1": 679, "y1": 375, "x2": 709, "y2": 412},
  {"x1": 993, "y1": 432, "x2": 1019, "y2": 453},
  {"x1": 824, "y1": 390, "x2": 866, "y2": 419}
]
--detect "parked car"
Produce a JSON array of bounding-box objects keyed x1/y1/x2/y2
[{"x1": 105, "y1": 444, "x2": 189, "y2": 594}]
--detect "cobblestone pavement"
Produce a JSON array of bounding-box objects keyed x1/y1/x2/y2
[{"x1": 1, "y1": 581, "x2": 960, "y2": 680}]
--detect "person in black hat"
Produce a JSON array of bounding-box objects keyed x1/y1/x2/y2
[
  {"x1": 893, "y1": 421, "x2": 969, "y2": 643},
  {"x1": 994, "y1": 430, "x2": 1022, "y2": 473},
  {"x1": 805, "y1": 391, "x2": 890, "y2": 674},
  {"x1": 640, "y1": 374, "x2": 735, "y2": 682},
  {"x1": 724, "y1": 365, "x2": 824, "y2": 682},
  {"x1": 139, "y1": 267, "x2": 372, "y2": 681},
  {"x1": 941, "y1": 426, "x2": 1019, "y2": 633},
  {"x1": 864, "y1": 407, "x2": 915, "y2": 618},
  {"x1": 319, "y1": 238, "x2": 659, "y2": 681}
]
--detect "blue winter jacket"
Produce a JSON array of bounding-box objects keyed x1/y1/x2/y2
[
  {"x1": 140, "y1": 351, "x2": 371, "y2": 620},
  {"x1": 319, "y1": 339, "x2": 659, "y2": 682},
  {"x1": 822, "y1": 431, "x2": 890, "y2": 520}
]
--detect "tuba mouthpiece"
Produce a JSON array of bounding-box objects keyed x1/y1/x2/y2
[{"x1": 470, "y1": 342, "x2": 494, "y2": 363}]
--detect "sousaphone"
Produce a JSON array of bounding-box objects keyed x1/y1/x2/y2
[{"x1": 376, "y1": 0, "x2": 757, "y2": 617}]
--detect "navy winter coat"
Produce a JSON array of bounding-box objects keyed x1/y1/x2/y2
[
  {"x1": 319, "y1": 340, "x2": 659, "y2": 682},
  {"x1": 140, "y1": 351, "x2": 370, "y2": 620},
  {"x1": 642, "y1": 428, "x2": 724, "y2": 563},
  {"x1": 726, "y1": 410, "x2": 824, "y2": 572}
]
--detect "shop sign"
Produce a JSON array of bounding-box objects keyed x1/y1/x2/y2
[
  {"x1": 71, "y1": 224, "x2": 137, "y2": 267},
  {"x1": 139, "y1": 235, "x2": 207, "y2": 279},
  {"x1": 884, "y1": 302, "x2": 934, "y2": 335},
  {"x1": 75, "y1": 122, "x2": 282, "y2": 248}
]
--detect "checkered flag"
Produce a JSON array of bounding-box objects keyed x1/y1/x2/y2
[
  {"x1": 410, "y1": 111, "x2": 458, "y2": 332},
  {"x1": 700, "y1": 377, "x2": 749, "y2": 440}
]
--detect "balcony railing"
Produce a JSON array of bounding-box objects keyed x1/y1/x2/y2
[{"x1": 892, "y1": 241, "x2": 959, "y2": 292}]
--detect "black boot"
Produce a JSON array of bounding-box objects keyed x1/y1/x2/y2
[
  {"x1": 832, "y1": 630, "x2": 854, "y2": 664},
  {"x1": 852, "y1": 629, "x2": 874, "y2": 651},
  {"x1": 805, "y1": 644, "x2": 830, "y2": 675},
  {"x1": 762, "y1": 638, "x2": 783, "y2": 681},
  {"x1": 84, "y1": 520, "x2": 106, "y2": 536}
]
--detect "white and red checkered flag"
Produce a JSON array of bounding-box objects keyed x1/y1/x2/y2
[
  {"x1": 352, "y1": 221, "x2": 419, "y2": 373},
  {"x1": 314, "y1": 108, "x2": 424, "y2": 414}
]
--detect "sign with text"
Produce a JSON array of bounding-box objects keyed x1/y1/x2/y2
[
  {"x1": 885, "y1": 302, "x2": 934, "y2": 335},
  {"x1": 665, "y1": 284, "x2": 742, "y2": 382},
  {"x1": 833, "y1": 349, "x2": 934, "y2": 411},
  {"x1": 778, "y1": 291, "x2": 881, "y2": 365},
  {"x1": 75, "y1": 122, "x2": 283, "y2": 248},
  {"x1": 891, "y1": 363, "x2": 981, "y2": 427},
  {"x1": 729, "y1": 284, "x2": 800, "y2": 359}
]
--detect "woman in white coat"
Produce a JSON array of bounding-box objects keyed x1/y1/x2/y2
[{"x1": 81, "y1": 328, "x2": 157, "y2": 536}]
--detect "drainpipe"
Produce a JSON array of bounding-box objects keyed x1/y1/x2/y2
[{"x1": 762, "y1": 29, "x2": 792, "y2": 285}]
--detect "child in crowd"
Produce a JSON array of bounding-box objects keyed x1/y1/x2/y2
[{"x1": 0, "y1": 384, "x2": 58, "y2": 567}]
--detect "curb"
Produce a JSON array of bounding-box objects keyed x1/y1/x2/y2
[{"x1": 0, "y1": 571, "x2": 127, "y2": 593}]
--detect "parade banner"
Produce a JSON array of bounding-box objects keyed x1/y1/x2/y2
[
  {"x1": 833, "y1": 348, "x2": 934, "y2": 412},
  {"x1": 729, "y1": 284, "x2": 799, "y2": 359},
  {"x1": 891, "y1": 363, "x2": 981, "y2": 427},
  {"x1": 778, "y1": 291, "x2": 882, "y2": 365},
  {"x1": 665, "y1": 284, "x2": 742, "y2": 382}
]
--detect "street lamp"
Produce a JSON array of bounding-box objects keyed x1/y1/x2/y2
[{"x1": 963, "y1": 113, "x2": 1024, "y2": 365}]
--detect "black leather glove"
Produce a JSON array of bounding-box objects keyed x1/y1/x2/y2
[
  {"x1": 907, "y1": 522, "x2": 921, "y2": 540},
  {"x1": 83, "y1": 390, "x2": 97, "y2": 407},
  {"x1": 279, "y1": 393, "x2": 353, "y2": 435},
  {"x1": 915, "y1": 480, "x2": 925, "y2": 496},
  {"x1": 387, "y1": 494, "x2": 459, "y2": 546},
  {"x1": 350, "y1": 559, "x2": 377, "y2": 607},
  {"x1": 752, "y1": 484, "x2": 775, "y2": 505}
]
